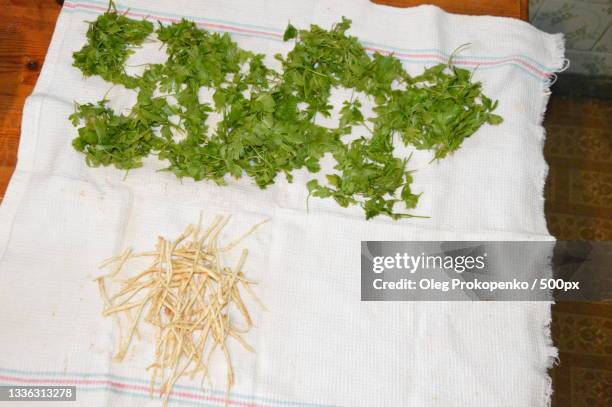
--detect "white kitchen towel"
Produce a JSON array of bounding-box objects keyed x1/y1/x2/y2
[{"x1": 0, "y1": 1, "x2": 564, "y2": 406}]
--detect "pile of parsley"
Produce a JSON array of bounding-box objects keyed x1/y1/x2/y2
[{"x1": 70, "y1": 4, "x2": 502, "y2": 220}]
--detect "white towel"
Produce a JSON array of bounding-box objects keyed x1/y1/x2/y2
[{"x1": 0, "y1": 1, "x2": 564, "y2": 406}]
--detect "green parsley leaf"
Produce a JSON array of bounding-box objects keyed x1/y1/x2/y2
[
  {"x1": 283, "y1": 22, "x2": 298, "y2": 41},
  {"x1": 71, "y1": 9, "x2": 502, "y2": 220}
]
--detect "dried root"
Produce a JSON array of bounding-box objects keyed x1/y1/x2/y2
[{"x1": 95, "y1": 215, "x2": 267, "y2": 406}]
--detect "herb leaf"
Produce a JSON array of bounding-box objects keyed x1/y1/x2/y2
[
  {"x1": 71, "y1": 8, "x2": 502, "y2": 220},
  {"x1": 283, "y1": 23, "x2": 298, "y2": 41}
]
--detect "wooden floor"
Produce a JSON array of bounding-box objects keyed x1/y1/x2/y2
[
  {"x1": 0, "y1": 1, "x2": 610, "y2": 406},
  {"x1": 544, "y1": 97, "x2": 612, "y2": 407}
]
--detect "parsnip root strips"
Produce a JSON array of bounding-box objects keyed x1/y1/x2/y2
[{"x1": 95, "y1": 215, "x2": 266, "y2": 406}]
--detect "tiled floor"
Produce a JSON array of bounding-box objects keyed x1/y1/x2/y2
[{"x1": 544, "y1": 95, "x2": 612, "y2": 407}]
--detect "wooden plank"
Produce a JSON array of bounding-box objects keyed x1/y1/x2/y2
[
  {"x1": 372, "y1": 0, "x2": 528, "y2": 21},
  {"x1": 0, "y1": 166, "x2": 15, "y2": 204},
  {"x1": 0, "y1": 0, "x2": 61, "y2": 200}
]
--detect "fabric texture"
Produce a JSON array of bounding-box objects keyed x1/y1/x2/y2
[{"x1": 0, "y1": 1, "x2": 565, "y2": 406}]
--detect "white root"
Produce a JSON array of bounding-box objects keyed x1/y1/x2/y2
[{"x1": 96, "y1": 215, "x2": 266, "y2": 406}]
